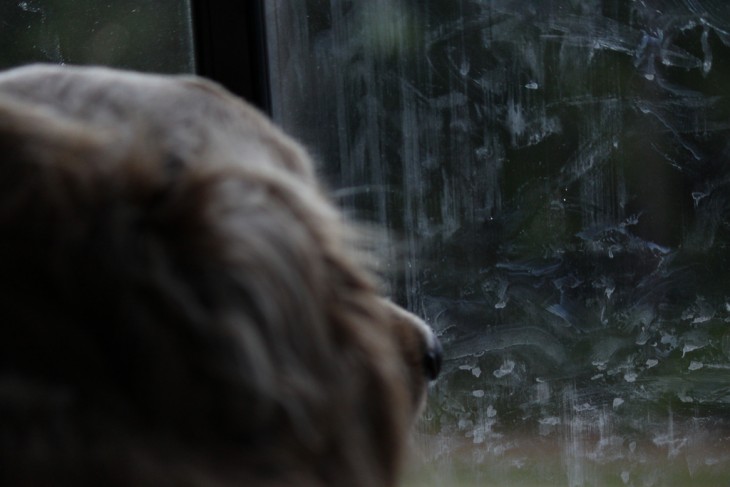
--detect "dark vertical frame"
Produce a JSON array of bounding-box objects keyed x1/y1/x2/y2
[{"x1": 190, "y1": 0, "x2": 271, "y2": 113}]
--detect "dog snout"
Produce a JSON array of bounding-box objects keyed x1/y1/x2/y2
[
  {"x1": 423, "y1": 334, "x2": 443, "y2": 381},
  {"x1": 381, "y1": 297, "x2": 443, "y2": 387}
]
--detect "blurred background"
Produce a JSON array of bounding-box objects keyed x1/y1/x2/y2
[
  {"x1": 0, "y1": 0, "x2": 193, "y2": 72},
  {"x1": 265, "y1": 1, "x2": 730, "y2": 485}
]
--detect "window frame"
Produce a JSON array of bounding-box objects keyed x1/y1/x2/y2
[{"x1": 190, "y1": 0, "x2": 271, "y2": 113}]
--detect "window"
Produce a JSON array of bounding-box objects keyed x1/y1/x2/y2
[
  {"x1": 265, "y1": 1, "x2": 730, "y2": 485},
  {"x1": 0, "y1": 1, "x2": 194, "y2": 73},
  {"x1": 4, "y1": 1, "x2": 730, "y2": 484}
]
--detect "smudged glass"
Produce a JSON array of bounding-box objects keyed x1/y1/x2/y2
[
  {"x1": 0, "y1": 0, "x2": 194, "y2": 73},
  {"x1": 266, "y1": 1, "x2": 730, "y2": 485}
]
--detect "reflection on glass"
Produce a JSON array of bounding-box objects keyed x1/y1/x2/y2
[
  {"x1": 266, "y1": 1, "x2": 730, "y2": 485},
  {"x1": 0, "y1": 0, "x2": 194, "y2": 73}
]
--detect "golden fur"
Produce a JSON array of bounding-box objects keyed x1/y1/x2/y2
[{"x1": 0, "y1": 65, "x2": 440, "y2": 487}]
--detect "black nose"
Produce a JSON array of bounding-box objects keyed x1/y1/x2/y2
[{"x1": 423, "y1": 336, "x2": 443, "y2": 381}]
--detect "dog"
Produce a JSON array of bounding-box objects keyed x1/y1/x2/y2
[{"x1": 0, "y1": 64, "x2": 441, "y2": 486}]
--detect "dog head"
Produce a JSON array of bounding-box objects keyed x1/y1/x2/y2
[{"x1": 0, "y1": 65, "x2": 441, "y2": 487}]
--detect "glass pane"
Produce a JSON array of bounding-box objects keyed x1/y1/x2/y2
[
  {"x1": 0, "y1": 0, "x2": 194, "y2": 73},
  {"x1": 266, "y1": 1, "x2": 730, "y2": 485}
]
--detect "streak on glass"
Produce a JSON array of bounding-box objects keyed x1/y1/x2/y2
[{"x1": 266, "y1": 1, "x2": 730, "y2": 485}]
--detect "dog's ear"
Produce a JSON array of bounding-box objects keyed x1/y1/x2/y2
[
  {"x1": 0, "y1": 96, "x2": 119, "y2": 260},
  {"x1": 0, "y1": 96, "x2": 163, "y2": 234},
  {"x1": 0, "y1": 96, "x2": 109, "y2": 167}
]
